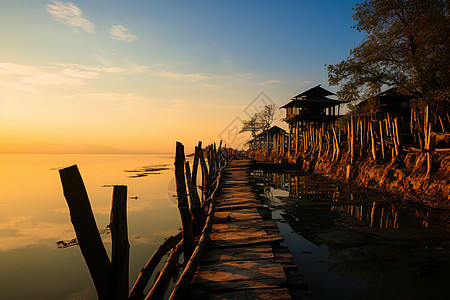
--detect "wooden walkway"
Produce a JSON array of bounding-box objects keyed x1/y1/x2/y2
[{"x1": 187, "y1": 159, "x2": 312, "y2": 299}]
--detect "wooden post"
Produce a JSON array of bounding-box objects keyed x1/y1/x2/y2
[
  {"x1": 110, "y1": 185, "x2": 129, "y2": 300},
  {"x1": 59, "y1": 165, "x2": 113, "y2": 300},
  {"x1": 379, "y1": 121, "x2": 385, "y2": 160},
  {"x1": 192, "y1": 143, "x2": 200, "y2": 187},
  {"x1": 174, "y1": 142, "x2": 194, "y2": 264},
  {"x1": 394, "y1": 117, "x2": 402, "y2": 154},
  {"x1": 184, "y1": 162, "x2": 200, "y2": 209},
  {"x1": 296, "y1": 121, "x2": 299, "y2": 154},
  {"x1": 370, "y1": 121, "x2": 376, "y2": 160},
  {"x1": 350, "y1": 115, "x2": 354, "y2": 164},
  {"x1": 359, "y1": 119, "x2": 364, "y2": 156},
  {"x1": 198, "y1": 144, "x2": 209, "y2": 194},
  {"x1": 332, "y1": 126, "x2": 340, "y2": 161}
]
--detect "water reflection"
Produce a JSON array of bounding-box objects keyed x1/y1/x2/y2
[
  {"x1": 0, "y1": 154, "x2": 180, "y2": 300},
  {"x1": 253, "y1": 169, "x2": 450, "y2": 300}
]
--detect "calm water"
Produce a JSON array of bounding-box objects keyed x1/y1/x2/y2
[
  {"x1": 0, "y1": 154, "x2": 182, "y2": 300},
  {"x1": 253, "y1": 170, "x2": 450, "y2": 300}
]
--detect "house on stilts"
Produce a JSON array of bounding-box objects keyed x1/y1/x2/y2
[{"x1": 280, "y1": 85, "x2": 348, "y2": 154}]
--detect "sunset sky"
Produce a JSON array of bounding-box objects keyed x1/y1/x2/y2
[{"x1": 0, "y1": 0, "x2": 363, "y2": 153}]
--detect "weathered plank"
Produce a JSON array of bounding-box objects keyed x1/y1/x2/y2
[
  {"x1": 185, "y1": 159, "x2": 308, "y2": 300},
  {"x1": 210, "y1": 234, "x2": 284, "y2": 248},
  {"x1": 191, "y1": 260, "x2": 286, "y2": 291},
  {"x1": 200, "y1": 244, "x2": 274, "y2": 263},
  {"x1": 210, "y1": 288, "x2": 292, "y2": 300}
]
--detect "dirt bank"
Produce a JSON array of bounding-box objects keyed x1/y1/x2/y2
[{"x1": 246, "y1": 150, "x2": 450, "y2": 209}]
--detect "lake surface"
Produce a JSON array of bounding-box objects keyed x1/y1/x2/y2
[
  {"x1": 0, "y1": 154, "x2": 182, "y2": 300},
  {"x1": 253, "y1": 169, "x2": 450, "y2": 300}
]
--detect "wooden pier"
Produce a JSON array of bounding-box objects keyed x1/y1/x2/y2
[{"x1": 186, "y1": 159, "x2": 312, "y2": 300}]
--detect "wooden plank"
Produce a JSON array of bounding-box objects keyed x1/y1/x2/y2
[
  {"x1": 215, "y1": 208, "x2": 261, "y2": 222},
  {"x1": 216, "y1": 203, "x2": 262, "y2": 211},
  {"x1": 191, "y1": 260, "x2": 287, "y2": 292},
  {"x1": 209, "y1": 288, "x2": 292, "y2": 300},
  {"x1": 200, "y1": 245, "x2": 274, "y2": 263},
  {"x1": 210, "y1": 234, "x2": 284, "y2": 248}
]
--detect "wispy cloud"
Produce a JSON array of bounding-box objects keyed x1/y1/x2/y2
[
  {"x1": 259, "y1": 79, "x2": 280, "y2": 86},
  {"x1": 46, "y1": 1, "x2": 94, "y2": 33},
  {"x1": 66, "y1": 92, "x2": 153, "y2": 105},
  {"x1": 156, "y1": 71, "x2": 208, "y2": 82},
  {"x1": 0, "y1": 62, "x2": 148, "y2": 91},
  {"x1": 110, "y1": 25, "x2": 138, "y2": 42}
]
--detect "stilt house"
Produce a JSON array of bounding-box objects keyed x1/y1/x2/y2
[{"x1": 280, "y1": 85, "x2": 348, "y2": 153}]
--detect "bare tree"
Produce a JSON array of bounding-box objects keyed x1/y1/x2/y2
[{"x1": 240, "y1": 104, "x2": 277, "y2": 137}]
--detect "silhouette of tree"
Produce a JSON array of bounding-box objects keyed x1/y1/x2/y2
[
  {"x1": 327, "y1": 0, "x2": 450, "y2": 111},
  {"x1": 240, "y1": 104, "x2": 277, "y2": 137}
]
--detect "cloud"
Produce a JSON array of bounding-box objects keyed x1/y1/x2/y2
[
  {"x1": 110, "y1": 25, "x2": 137, "y2": 42},
  {"x1": 0, "y1": 62, "x2": 148, "y2": 91},
  {"x1": 67, "y1": 92, "x2": 153, "y2": 105},
  {"x1": 0, "y1": 62, "x2": 84, "y2": 88},
  {"x1": 46, "y1": 1, "x2": 94, "y2": 33},
  {"x1": 156, "y1": 71, "x2": 208, "y2": 82},
  {"x1": 259, "y1": 79, "x2": 280, "y2": 86}
]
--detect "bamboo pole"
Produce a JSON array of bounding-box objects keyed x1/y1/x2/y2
[
  {"x1": 174, "y1": 142, "x2": 194, "y2": 264},
  {"x1": 439, "y1": 115, "x2": 445, "y2": 132},
  {"x1": 110, "y1": 185, "x2": 129, "y2": 300},
  {"x1": 144, "y1": 240, "x2": 184, "y2": 300},
  {"x1": 379, "y1": 121, "x2": 385, "y2": 160},
  {"x1": 394, "y1": 117, "x2": 402, "y2": 154},
  {"x1": 129, "y1": 233, "x2": 182, "y2": 300},
  {"x1": 359, "y1": 119, "x2": 364, "y2": 156},
  {"x1": 332, "y1": 126, "x2": 340, "y2": 161},
  {"x1": 370, "y1": 121, "x2": 376, "y2": 160},
  {"x1": 59, "y1": 165, "x2": 113, "y2": 300},
  {"x1": 350, "y1": 115, "x2": 354, "y2": 163}
]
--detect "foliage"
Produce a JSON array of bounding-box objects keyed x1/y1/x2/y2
[
  {"x1": 240, "y1": 104, "x2": 277, "y2": 137},
  {"x1": 327, "y1": 0, "x2": 450, "y2": 111}
]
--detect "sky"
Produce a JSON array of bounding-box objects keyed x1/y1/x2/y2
[{"x1": 0, "y1": 0, "x2": 364, "y2": 153}]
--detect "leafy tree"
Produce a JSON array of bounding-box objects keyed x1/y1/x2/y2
[
  {"x1": 240, "y1": 104, "x2": 277, "y2": 137},
  {"x1": 327, "y1": 0, "x2": 450, "y2": 111}
]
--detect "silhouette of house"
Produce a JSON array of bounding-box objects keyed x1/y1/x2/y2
[
  {"x1": 248, "y1": 126, "x2": 286, "y2": 154},
  {"x1": 355, "y1": 87, "x2": 417, "y2": 121}
]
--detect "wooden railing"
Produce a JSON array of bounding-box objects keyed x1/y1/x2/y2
[{"x1": 58, "y1": 141, "x2": 236, "y2": 300}]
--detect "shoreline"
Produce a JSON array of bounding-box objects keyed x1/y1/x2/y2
[{"x1": 247, "y1": 150, "x2": 450, "y2": 210}]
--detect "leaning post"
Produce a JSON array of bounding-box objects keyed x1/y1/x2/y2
[{"x1": 59, "y1": 165, "x2": 113, "y2": 300}]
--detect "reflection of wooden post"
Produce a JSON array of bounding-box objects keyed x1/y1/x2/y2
[
  {"x1": 370, "y1": 202, "x2": 376, "y2": 228},
  {"x1": 110, "y1": 185, "x2": 129, "y2": 300},
  {"x1": 59, "y1": 165, "x2": 113, "y2": 300},
  {"x1": 175, "y1": 142, "x2": 194, "y2": 264}
]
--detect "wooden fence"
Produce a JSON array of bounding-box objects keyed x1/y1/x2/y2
[
  {"x1": 251, "y1": 106, "x2": 450, "y2": 175},
  {"x1": 58, "y1": 141, "x2": 235, "y2": 300}
]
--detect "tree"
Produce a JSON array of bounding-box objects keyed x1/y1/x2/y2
[
  {"x1": 240, "y1": 104, "x2": 277, "y2": 137},
  {"x1": 327, "y1": 0, "x2": 450, "y2": 112}
]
